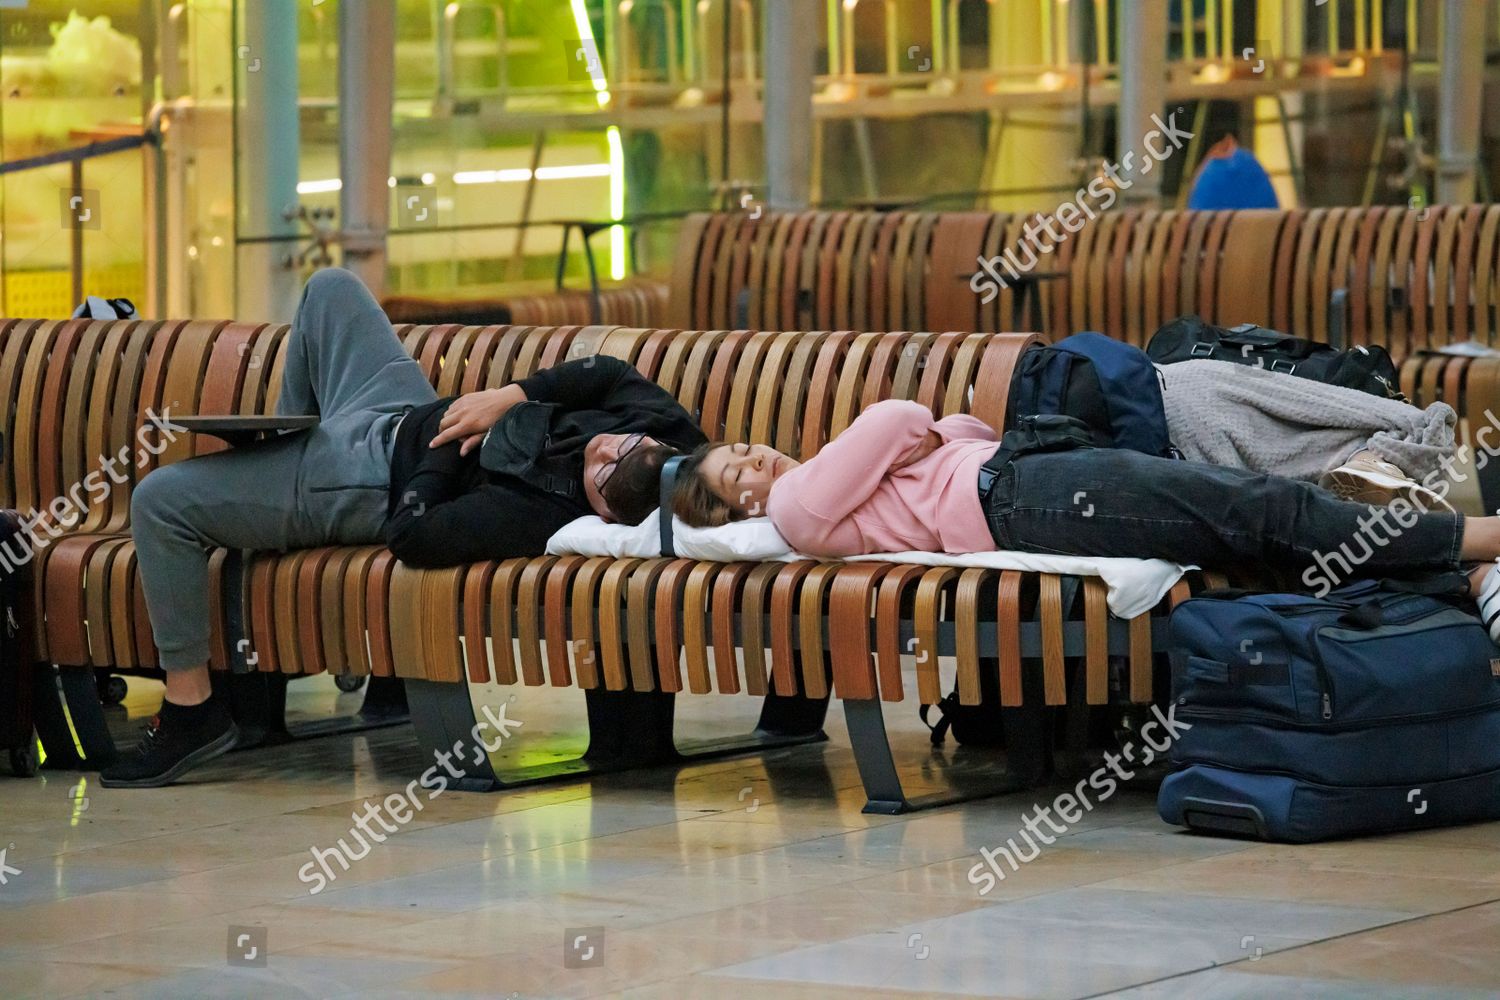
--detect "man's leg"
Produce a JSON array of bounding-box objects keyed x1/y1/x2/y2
[
  {"x1": 277, "y1": 268, "x2": 436, "y2": 420},
  {"x1": 983, "y1": 448, "x2": 1466, "y2": 580},
  {"x1": 102, "y1": 434, "x2": 311, "y2": 787}
]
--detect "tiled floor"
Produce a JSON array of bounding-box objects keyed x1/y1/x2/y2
[{"x1": 2, "y1": 674, "x2": 1498, "y2": 999}]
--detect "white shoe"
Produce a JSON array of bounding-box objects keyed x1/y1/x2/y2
[
  {"x1": 1476, "y1": 561, "x2": 1500, "y2": 645},
  {"x1": 1320, "y1": 454, "x2": 1454, "y2": 513}
]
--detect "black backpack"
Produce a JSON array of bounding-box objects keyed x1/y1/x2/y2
[
  {"x1": 1147, "y1": 316, "x2": 1403, "y2": 400},
  {"x1": 1008, "y1": 333, "x2": 1176, "y2": 456}
]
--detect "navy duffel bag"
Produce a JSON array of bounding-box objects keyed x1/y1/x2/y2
[{"x1": 1158, "y1": 579, "x2": 1500, "y2": 842}]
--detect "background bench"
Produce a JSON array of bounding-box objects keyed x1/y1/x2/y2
[{"x1": 665, "y1": 206, "x2": 1500, "y2": 510}]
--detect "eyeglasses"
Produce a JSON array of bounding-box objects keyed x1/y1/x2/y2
[{"x1": 594, "y1": 433, "x2": 647, "y2": 495}]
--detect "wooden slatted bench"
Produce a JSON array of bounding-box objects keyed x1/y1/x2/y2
[
  {"x1": 382, "y1": 280, "x2": 669, "y2": 329},
  {"x1": 4, "y1": 313, "x2": 1247, "y2": 811},
  {"x1": 667, "y1": 206, "x2": 1500, "y2": 358},
  {"x1": 668, "y1": 204, "x2": 1500, "y2": 510}
]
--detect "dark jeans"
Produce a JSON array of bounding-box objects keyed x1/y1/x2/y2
[{"x1": 981, "y1": 448, "x2": 1465, "y2": 591}]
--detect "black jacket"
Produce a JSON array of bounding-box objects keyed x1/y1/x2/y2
[{"x1": 386, "y1": 356, "x2": 705, "y2": 567}]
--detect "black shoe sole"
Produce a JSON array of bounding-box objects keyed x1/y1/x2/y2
[{"x1": 98, "y1": 723, "x2": 241, "y2": 789}]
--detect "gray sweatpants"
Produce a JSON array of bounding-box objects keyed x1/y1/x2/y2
[
  {"x1": 132, "y1": 269, "x2": 437, "y2": 670},
  {"x1": 1159, "y1": 359, "x2": 1457, "y2": 483}
]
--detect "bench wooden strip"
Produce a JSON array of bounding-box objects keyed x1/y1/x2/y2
[
  {"x1": 768, "y1": 562, "x2": 815, "y2": 696},
  {"x1": 997, "y1": 570, "x2": 1024, "y2": 707},
  {"x1": 738, "y1": 562, "x2": 784, "y2": 697},
  {"x1": 315, "y1": 548, "x2": 357, "y2": 677},
  {"x1": 599, "y1": 557, "x2": 644, "y2": 691},
  {"x1": 460, "y1": 561, "x2": 499, "y2": 683},
  {"x1": 913, "y1": 567, "x2": 960, "y2": 705},
  {"x1": 828, "y1": 563, "x2": 891, "y2": 701},
  {"x1": 651, "y1": 559, "x2": 695, "y2": 693},
  {"x1": 710, "y1": 563, "x2": 754, "y2": 694},
  {"x1": 796, "y1": 563, "x2": 841, "y2": 701},
  {"x1": 248, "y1": 554, "x2": 280, "y2": 672},
  {"x1": 363, "y1": 551, "x2": 398, "y2": 677},
  {"x1": 625, "y1": 559, "x2": 672, "y2": 692},
  {"x1": 542, "y1": 556, "x2": 587, "y2": 687},
  {"x1": 1039, "y1": 573, "x2": 1066, "y2": 705},
  {"x1": 681, "y1": 562, "x2": 719, "y2": 693},
  {"x1": 384, "y1": 561, "x2": 426, "y2": 679},
  {"x1": 418, "y1": 568, "x2": 467, "y2": 683},
  {"x1": 953, "y1": 567, "x2": 988, "y2": 705},
  {"x1": 111, "y1": 542, "x2": 142, "y2": 669},
  {"x1": 1083, "y1": 577, "x2": 1109, "y2": 704},
  {"x1": 873, "y1": 564, "x2": 925, "y2": 702},
  {"x1": 273, "y1": 552, "x2": 308, "y2": 674},
  {"x1": 478, "y1": 558, "x2": 524, "y2": 685},
  {"x1": 515, "y1": 556, "x2": 559, "y2": 686},
  {"x1": 1129, "y1": 611, "x2": 1154, "y2": 703}
]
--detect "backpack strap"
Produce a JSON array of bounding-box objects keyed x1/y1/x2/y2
[
  {"x1": 919, "y1": 695, "x2": 957, "y2": 746},
  {"x1": 658, "y1": 454, "x2": 686, "y2": 558}
]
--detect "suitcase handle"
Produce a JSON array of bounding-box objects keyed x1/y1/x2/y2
[{"x1": 1181, "y1": 797, "x2": 1270, "y2": 839}]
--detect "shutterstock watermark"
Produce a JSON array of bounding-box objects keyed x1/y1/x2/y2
[
  {"x1": 1301, "y1": 416, "x2": 1500, "y2": 596},
  {"x1": 967, "y1": 704, "x2": 1191, "y2": 895},
  {"x1": 970, "y1": 111, "x2": 1194, "y2": 304},
  {"x1": 0, "y1": 407, "x2": 182, "y2": 574},
  {"x1": 298, "y1": 701, "x2": 521, "y2": 894}
]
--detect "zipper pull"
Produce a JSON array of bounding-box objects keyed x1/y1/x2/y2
[
  {"x1": 1321, "y1": 690, "x2": 1333, "y2": 720},
  {"x1": 5, "y1": 606, "x2": 17, "y2": 638}
]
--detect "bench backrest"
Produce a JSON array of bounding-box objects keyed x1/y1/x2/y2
[
  {"x1": 667, "y1": 206, "x2": 1500, "y2": 359},
  {"x1": 0, "y1": 317, "x2": 1041, "y2": 534}
]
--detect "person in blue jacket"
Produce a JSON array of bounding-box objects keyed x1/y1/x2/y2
[{"x1": 1188, "y1": 134, "x2": 1279, "y2": 210}]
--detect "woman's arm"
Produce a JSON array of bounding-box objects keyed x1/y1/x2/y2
[{"x1": 770, "y1": 399, "x2": 936, "y2": 526}]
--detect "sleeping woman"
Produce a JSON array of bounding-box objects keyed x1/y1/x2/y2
[{"x1": 668, "y1": 394, "x2": 1500, "y2": 643}]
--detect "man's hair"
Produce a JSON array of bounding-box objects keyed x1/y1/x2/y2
[
  {"x1": 670, "y1": 442, "x2": 741, "y2": 528},
  {"x1": 601, "y1": 443, "x2": 680, "y2": 526}
]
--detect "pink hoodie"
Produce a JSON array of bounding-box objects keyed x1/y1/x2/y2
[{"x1": 766, "y1": 399, "x2": 999, "y2": 556}]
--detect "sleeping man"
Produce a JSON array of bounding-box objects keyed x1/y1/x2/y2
[{"x1": 102, "y1": 269, "x2": 704, "y2": 788}]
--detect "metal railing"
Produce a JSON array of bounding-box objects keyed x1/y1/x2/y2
[{"x1": 0, "y1": 132, "x2": 161, "y2": 311}]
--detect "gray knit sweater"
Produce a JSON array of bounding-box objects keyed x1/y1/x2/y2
[{"x1": 1158, "y1": 359, "x2": 1456, "y2": 482}]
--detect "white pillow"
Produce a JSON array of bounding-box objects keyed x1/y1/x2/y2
[
  {"x1": 676, "y1": 515, "x2": 794, "y2": 561},
  {"x1": 546, "y1": 512, "x2": 794, "y2": 561}
]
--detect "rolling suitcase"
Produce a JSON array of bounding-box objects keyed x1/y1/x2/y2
[
  {"x1": 1158, "y1": 578, "x2": 1500, "y2": 842},
  {"x1": 0, "y1": 510, "x2": 39, "y2": 776}
]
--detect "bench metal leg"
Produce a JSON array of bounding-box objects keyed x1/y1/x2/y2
[
  {"x1": 844, "y1": 697, "x2": 1028, "y2": 815},
  {"x1": 405, "y1": 679, "x2": 504, "y2": 792},
  {"x1": 405, "y1": 681, "x2": 828, "y2": 794},
  {"x1": 755, "y1": 688, "x2": 830, "y2": 737}
]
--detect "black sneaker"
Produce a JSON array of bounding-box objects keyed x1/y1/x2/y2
[{"x1": 99, "y1": 697, "x2": 239, "y2": 789}]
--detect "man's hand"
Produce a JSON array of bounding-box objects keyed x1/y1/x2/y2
[{"x1": 429, "y1": 384, "x2": 526, "y2": 455}]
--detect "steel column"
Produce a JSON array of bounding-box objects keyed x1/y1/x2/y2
[
  {"x1": 1436, "y1": 0, "x2": 1486, "y2": 205},
  {"x1": 1117, "y1": 0, "x2": 1169, "y2": 205},
  {"x1": 338, "y1": 0, "x2": 397, "y2": 292},
  {"x1": 238, "y1": 0, "x2": 302, "y2": 322},
  {"x1": 764, "y1": 0, "x2": 819, "y2": 210}
]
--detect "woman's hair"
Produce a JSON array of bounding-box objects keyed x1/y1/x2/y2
[
  {"x1": 670, "y1": 441, "x2": 741, "y2": 528},
  {"x1": 601, "y1": 443, "x2": 679, "y2": 526}
]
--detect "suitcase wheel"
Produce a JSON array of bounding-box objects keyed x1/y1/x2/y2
[
  {"x1": 9, "y1": 739, "x2": 39, "y2": 777},
  {"x1": 97, "y1": 675, "x2": 128, "y2": 706},
  {"x1": 334, "y1": 673, "x2": 367, "y2": 693}
]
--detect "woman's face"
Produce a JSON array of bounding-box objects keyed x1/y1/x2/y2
[
  {"x1": 583, "y1": 433, "x2": 658, "y2": 520},
  {"x1": 698, "y1": 442, "x2": 799, "y2": 518}
]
